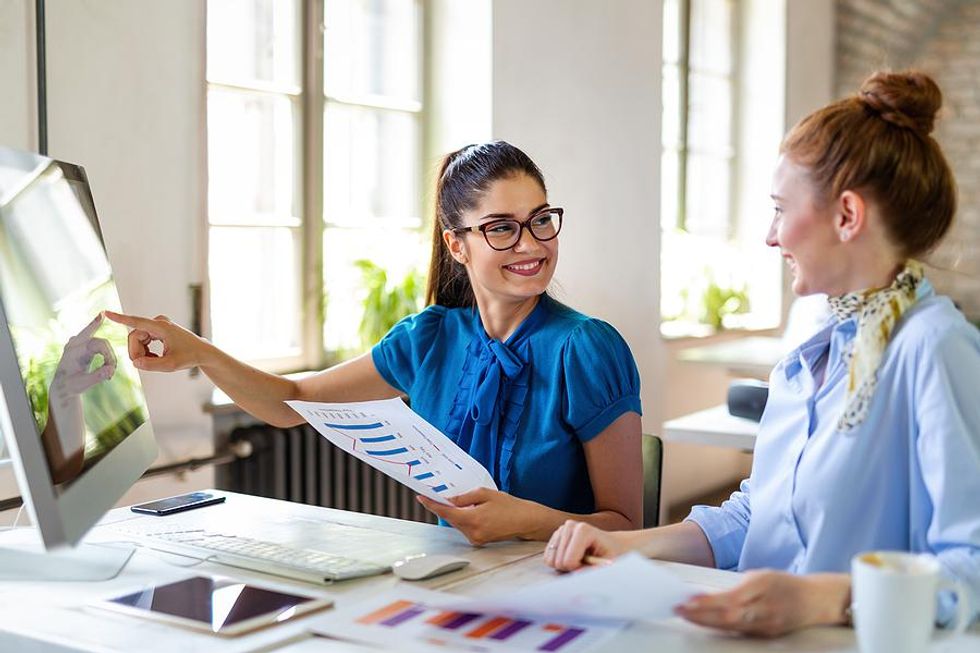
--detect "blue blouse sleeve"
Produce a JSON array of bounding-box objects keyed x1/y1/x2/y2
[
  {"x1": 370, "y1": 305, "x2": 447, "y2": 395},
  {"x1": 560, "y1": 319, "x2": 642, "y2": 441},
  {"x1": 913, "y1": 323, "x2": 980, "y2": 626},
  {"x1": 685, "y1": 478, "x2": 752, "y2": 570}
]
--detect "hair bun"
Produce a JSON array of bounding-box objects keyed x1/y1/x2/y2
[{"x1": 858, "y1": 71, "x2": 942, "y2": 134}]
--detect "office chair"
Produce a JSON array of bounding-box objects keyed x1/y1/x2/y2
[{"x1": 642, "y1": 433, "x2": 663, "y2": 528}]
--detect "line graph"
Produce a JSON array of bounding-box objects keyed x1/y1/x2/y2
[{"x1": 286, "y1": 398, "x2": 497, "y2": 504}]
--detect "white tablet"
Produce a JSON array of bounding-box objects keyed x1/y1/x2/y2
[{"x1": 95, "y1": 575, "x2": 333, "y2": 637}]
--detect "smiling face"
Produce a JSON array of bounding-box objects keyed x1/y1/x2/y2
[
  {"x1": 445, "y1": 173, "x2": 558, "y2": 305},
  {"x1": 766, "y1": 156, "x2": 844, "y2": 296}
]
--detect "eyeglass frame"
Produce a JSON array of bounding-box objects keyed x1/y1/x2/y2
[{"x1": 450, "y1": 207, "x2": 564, "y2": 251}]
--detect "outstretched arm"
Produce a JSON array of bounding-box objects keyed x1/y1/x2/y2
[{"x1": 105, "y1": 311, "x2": 400, "y2": 427}]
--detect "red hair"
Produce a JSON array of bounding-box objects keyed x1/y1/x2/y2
[{"x1": 781, "y1": 70, "x2": 957, "y2": 257}]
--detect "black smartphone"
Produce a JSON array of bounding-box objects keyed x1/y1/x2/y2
[{"x1": 131, "y1": 492, "x2": 226, "y2": 516}]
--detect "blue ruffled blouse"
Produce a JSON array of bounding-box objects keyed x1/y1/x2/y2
[{"x1": 371, "y1": 294, "x2": 642, "y2": 515}]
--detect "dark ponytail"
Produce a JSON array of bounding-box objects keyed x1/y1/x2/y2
[{"x1": 425, "y1": 141, "x2": 546, "y2": 307}]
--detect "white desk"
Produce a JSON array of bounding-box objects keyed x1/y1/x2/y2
[
  {"x1": 663, "y1": 404, "x2": 759, "y2": 451},
  {"x1": 676, "y1": 336, "x2": 785, "y2": 379},
  {"x1": 2, "y1": 491, "x2": 976, "y2": 652}
]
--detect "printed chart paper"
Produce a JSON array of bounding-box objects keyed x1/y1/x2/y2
[
  {"x1": 286, "y1": 398, "x2": 496, "y2": 504},
  {"x1": 310, "y1": 586, "x2": 625, "y2": 653},
  {"x1": 464, "y1": 553, "x2": 696, "y2": 623}
]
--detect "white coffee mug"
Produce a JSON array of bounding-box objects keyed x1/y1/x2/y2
[{"x1": 851, "y1": 551, "x2": 970, "y2": 653}]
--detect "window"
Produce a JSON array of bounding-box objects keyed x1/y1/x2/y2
[
  {"x1": 206, "y1": 0, "x2": 425, "y2": 370},
  {"x1": 660, "y1": 0, "x2": 782, "y2": 336},
  {"x1": 661, "y1": 0, "x2": 736, "y2": 238}
]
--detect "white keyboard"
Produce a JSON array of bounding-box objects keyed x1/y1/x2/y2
[{"x1": 140, "y1": 530, "x2": 389, "y2": 584}]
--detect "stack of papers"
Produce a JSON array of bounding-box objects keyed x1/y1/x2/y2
[{"x1": 311, "y1": 554, "x2": 697, "y2": 652}]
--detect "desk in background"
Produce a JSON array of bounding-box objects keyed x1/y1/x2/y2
[
  {"x1": 676, "y1": 335, "x2": 785, "y2": 379},
  {"x1": 663, "y1": 404, "x2": 758, "y2": 451},
  {"x1": 1, "y1": 491, "x2": 975, "y2": 652}
]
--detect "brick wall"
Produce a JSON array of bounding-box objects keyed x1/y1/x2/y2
[{"x1": 836, "y1": 0, "x2": 980, "y2": 319}]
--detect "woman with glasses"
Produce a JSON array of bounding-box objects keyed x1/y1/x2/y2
[
  {"x1": 546, "y1": 70, "x2": 980, "y2": 635},
  {"x1": 107, "y1": 141, "x2": 643, "y2": 545}
]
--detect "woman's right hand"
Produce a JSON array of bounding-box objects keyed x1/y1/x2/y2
[
  {"x1": 544, "y1": 519, "x2": 632, "y2": 572},
  {"x1": 104, "y1": 310, "x2": 209, "y2": 373}
]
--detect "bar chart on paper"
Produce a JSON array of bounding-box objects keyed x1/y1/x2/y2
[
  {"x1": 311, "y1": 588, "x2": 623, "y2": 653},
  {"x1": 286, "y1": 398, "x2": 497, "y2": 504}
]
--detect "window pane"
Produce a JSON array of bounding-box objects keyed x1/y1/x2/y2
[
  {"x1": 662, "y1": 64, "x2": 682, "y2": 147},
  {"x1": 661, "y1": 148, "x2": 680, "y2": 231},
  {"x1": 689, "y1": 0, "x2": 734, "y2": 76},
  {"x1": 208, "y1": 88, "x2": 299, "y2": 226},
  {"x1": 209, "y1": 226, "x2": 301, "y2": 360},
  {"x1": 323, "y1": 226, "x2": 426, "y2": 353},
  {"x1": 324, "y1": 0, "x2": 421, "y2": 101},
  {"x1": 685, "y1": 153, "x2": 731, "y2": 238},
  {"x1": 688, "y1": 73, "x2": 733, "y2": 155},
  {"x1": 662, "y1": 0, "x2": 681, "y2": 65},
  {"x1": 324, "y1": 103, "x2": 421, "y2": 225},
  {"x1": 207, "y1": 0, "x2": 301, "y2": 88}
]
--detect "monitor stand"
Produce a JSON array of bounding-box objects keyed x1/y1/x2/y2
[{"x1": 0, "y1": 539, "x2": 134, "y2": 581}]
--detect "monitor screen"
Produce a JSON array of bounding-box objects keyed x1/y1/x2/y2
[{"x1": 0, "y1": 156, "x2": 149, "y2": 490}]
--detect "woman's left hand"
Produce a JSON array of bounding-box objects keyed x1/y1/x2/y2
[
  {"x1": 417, "y1": 488, "x2": 537, "y2": 545},
  {"x1": 674, "y1": 571, "x2": 850, "y2": 638}
]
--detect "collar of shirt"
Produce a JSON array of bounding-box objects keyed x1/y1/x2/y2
[{"x1": 779, "y1": 279, "x2": 937, "y2": 385}]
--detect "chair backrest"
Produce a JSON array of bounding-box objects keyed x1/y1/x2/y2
[{"x1": 642, "y1": 433, "x2": 663, "y2": 528}]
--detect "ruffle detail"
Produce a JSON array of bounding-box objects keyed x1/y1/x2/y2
[{"x1": 444, "y1": 300, "x2": 547, "y2": 492}]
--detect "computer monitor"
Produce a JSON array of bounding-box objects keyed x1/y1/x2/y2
[{"x1": 0, "y1": 147, "x2": 158, "y2": 579}]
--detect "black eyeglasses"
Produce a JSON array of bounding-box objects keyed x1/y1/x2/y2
[{"x1": 452, "y1": 208, "x2": 564, "y2": 251}]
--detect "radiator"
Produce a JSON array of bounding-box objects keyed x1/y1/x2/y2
[{"x1": 215, "y1": 423, "x2": 436, "y2": 525}]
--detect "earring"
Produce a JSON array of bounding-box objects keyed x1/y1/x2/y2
[{"x1": 841, "y1": 232, "x2": 850, "y2": 242}]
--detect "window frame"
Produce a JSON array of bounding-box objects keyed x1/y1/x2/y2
[
  {"x1": 665, "y1": 0, "x2": 738, "y2": 237},
  {"x1": 205, "y1": 0, "x2": 428, "y2": 374}
]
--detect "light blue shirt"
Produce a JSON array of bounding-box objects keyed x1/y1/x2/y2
[{"x1": 687, "y1": 281, "x2": 980, "y2": 624}]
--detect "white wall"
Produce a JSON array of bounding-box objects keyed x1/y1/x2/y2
[
  {"x1": 492, "y1": 0, "x2": 666, "y2": 432},
  {"x1": 426, "y1": 0, "x2": 493, "y2": 159},
  {"x1": 786, "y1": 0, "x2": 835, "y2": 126},
  {"x1": 0, "y1": 0, "x2": 213, "y2": 505},
  {"x1": 0, "y1": 1, "x2": 34, "y2": 152}
]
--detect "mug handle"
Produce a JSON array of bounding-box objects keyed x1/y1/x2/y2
[{"x1": 937, "y1": 578, "x2": 971, "y2": 638}]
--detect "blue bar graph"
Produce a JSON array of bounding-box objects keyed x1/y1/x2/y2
[
  {"x1": 415, "y1": 472, "x2": 435, "y2": 480},
  {"x1": 324, "y1": 422, "x2": 384, "y2": 430},
  {"x1": 365, "y1": 447, "x2": 409, "y2": 456},
  {"x1": 359, "y1": 434, "x2": 397, "y2": 443},
  {"x1": 432, "y1": 484, "x2": 448, "y2": 492}
]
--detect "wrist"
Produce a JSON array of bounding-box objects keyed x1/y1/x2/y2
[
  {"x1": 516, "y1": 497, "x2": 551, "y2": 541},
  {"x1": 808, "y1": 574, "x2": 852, "y2": 626},
  {"x1": 195, "y1": 337, "x2": 222, "y2": 370}
]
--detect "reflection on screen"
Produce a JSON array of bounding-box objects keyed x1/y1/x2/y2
[
  {"x1": 0, "y1": 162, "x2": 148, "y2": 488},
  {"x1": 110, "y1": 576, "x2": 313, "y2": 631}
]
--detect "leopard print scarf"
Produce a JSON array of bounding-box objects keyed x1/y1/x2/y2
[{"x1": 827, "y1": 260, "x2": 923, "y2": 431}]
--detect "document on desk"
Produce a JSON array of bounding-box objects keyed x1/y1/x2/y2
[
  {"x1": 465, "y1": 553, "x2": 697, "y2": 623},
  {"x1": 286, "y1": 398, "x2": 496, "y2": 505},
  {"x1": 310, "y1": 585, "x2": 625, "y2": 653}
]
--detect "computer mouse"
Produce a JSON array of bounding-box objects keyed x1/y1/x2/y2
[{"x1": 391, "y1": 553, "x2": 470, "y2": 581}]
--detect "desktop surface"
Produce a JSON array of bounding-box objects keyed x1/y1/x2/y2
[{"x1": 0, "y1": 491, "x2": 976, "y2": 653}]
